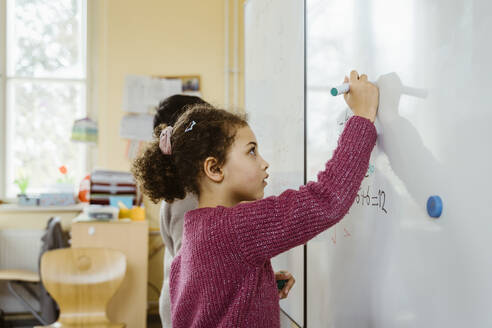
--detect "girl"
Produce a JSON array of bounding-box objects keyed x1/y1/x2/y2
[
  {"x1": 149, "y1": 95, "x2": 296, "y2": 328},
  {"x1": 132, "y1": 70, "x2": 378, "y2": 327}
]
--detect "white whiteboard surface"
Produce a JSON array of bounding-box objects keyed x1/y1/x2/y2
[
  {"x1": 245, "y1": 0, "x2": 305, "y2": 326},
  {"x1": 307, "y1": 0, "x2": 492, "y2": 327}
]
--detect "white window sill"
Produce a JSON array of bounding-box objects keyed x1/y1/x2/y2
[{"x1": 0, "y1": 203, "x2": 84, "y2": 213}]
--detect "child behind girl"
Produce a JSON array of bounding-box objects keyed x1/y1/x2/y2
[
  {"x1": 151, "y1": 95, "x2": 208, "y2": 328},
  {"x1": 132, "y1": 70, "x2": 378, "y2": 327}
]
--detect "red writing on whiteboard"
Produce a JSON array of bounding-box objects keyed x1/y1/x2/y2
[{"x1": 330, "y1": 226, "x2": 352, "y2": 245}]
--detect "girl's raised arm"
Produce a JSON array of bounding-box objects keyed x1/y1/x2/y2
[{"x1": 223, "y1": 116, "x2": 377, "y2": 267}]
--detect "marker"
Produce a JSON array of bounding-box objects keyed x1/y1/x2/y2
[
  {"x1": 330, "y1": 83, "x2": 350, "y2": 96},
  {"x1": 332, "y1": 75, "x2": 428, "y2": 99},
  {"x1": 277, "y1": 279, "x2": 288, "y2": 290}
]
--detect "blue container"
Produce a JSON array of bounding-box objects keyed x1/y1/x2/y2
[{"x1": 109, "y1": 195, "x2": 134, "y2": 209}]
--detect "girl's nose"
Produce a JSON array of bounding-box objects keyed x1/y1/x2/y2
[
  {"x1": 258, "y1": 152, "x2": 269, "y2": 170},
  {"x1": 263, "y1": 159, "x2": 270, "y2": 170}
]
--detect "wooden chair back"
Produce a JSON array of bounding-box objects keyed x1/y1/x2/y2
[{"x1": 40, "y1": 247, "x2": 126, "y2": 326}]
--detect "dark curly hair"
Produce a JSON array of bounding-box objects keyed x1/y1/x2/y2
[
  {"x1": 132, "y1": 104, "x2": 248, "y2": 203},
  {"x1": 153, "y1": 95, "x2": 209, "y2": 131}
]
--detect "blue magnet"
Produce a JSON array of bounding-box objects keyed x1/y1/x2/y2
[{"x1": 427, "y1": 196, "x2": 443, "y2": 218}]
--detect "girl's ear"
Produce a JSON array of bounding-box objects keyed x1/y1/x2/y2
[{"x1": 203, "y1": 157, "x2": 224, "y2": 183}]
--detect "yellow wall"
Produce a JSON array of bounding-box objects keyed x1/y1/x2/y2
[
  {"x1": 93, "y1": 0, "x2": 228, "y2": 172},
  {"x1": 0, "y1": 0, "x2": 246, "y2": 316},
  {"x1": 89, "y1": 0, "x2": 246, "y2": 312}
]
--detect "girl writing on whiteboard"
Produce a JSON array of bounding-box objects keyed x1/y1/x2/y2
[
  {"x1": 132, "y1": 70, "x2": 378, "y2": 327},
  {"x1": 149, "y1": 94, "x2": 296, "y2": 328}
]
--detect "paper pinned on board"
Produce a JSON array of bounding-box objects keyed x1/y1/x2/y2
[
  {"x1": 126, "y1": 140, "x2": 144, "y2": 160},
  {"x1": 120, "y1": 114, "x2": 154, "y2": 141},
  {"x1": 154, "y1": 78, "x2": 183, "y2": 105},
  {"x1": 182, "y1": 90, "x2": 202, "y2": 97},
  {"x1": 122, "y1": 75, "x2": 184, "y2": 113},
  {"x1": 122, "y1": 75, "x2": 150, "y2": 113}
]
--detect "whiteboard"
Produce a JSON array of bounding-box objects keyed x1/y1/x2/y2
[
  {"x1": 245, "y1": 0, "x2": 305, "y2": 326},
  {"x1": 307, "y1": 0, "x2": 492, "y2": 327}
]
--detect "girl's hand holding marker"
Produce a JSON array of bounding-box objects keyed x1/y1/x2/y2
[
  {"x1": 332, "y1": 70, "x2": 379, "y2": 123},
  {"x1": 275, "y1": 271, "x2": 295, "y2": 299}
]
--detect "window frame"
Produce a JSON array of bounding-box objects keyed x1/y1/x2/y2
[
  {"x1": 1, "y1": 0, "x2": 7, "y2": 199},
  {"x1": 0, "y1": 0, "x2": 93, "y2": 200}
]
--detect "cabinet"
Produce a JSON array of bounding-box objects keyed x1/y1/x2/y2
[{"x1": 71, "y1": 221, "x2": 148, "y2": 328}]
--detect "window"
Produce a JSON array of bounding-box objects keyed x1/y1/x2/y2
[{"x1": 1, "y1": 0, "x2": 88, "y2": 198}]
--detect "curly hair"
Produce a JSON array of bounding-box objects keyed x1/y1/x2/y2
[
  {"x1": 152, "y1": 95, "x2": 208, "y2": 131},
  {"x1": 132, "y1": 104, "x2": 248, "y2": 203}
]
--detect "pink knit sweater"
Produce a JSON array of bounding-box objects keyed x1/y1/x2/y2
[{"x1": 170, "y1": 116, "x2": 377, "y2": 327}]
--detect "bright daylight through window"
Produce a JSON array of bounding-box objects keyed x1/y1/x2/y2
[{"x1": 1, "y1": 0, "x2": 87, "y2": 198}]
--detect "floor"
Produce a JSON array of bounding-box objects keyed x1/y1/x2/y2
[
  {"x1": 147, "y1": 314, "x2": 163, "y2": 328},
  {"x1": 1, "y1": 312, "x2": 163, "y2": 328}
]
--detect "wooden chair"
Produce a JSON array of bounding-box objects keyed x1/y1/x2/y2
[
  {"x1": 36, "y1": 247, "x2": 127, "y2": 328},
  {"x1": 0, "y1": 217, "x2": 68, "y2": 325}
]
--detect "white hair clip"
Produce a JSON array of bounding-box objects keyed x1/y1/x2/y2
[{"x1": 185, "y1": 120, "x2": 196, "y2": 132}]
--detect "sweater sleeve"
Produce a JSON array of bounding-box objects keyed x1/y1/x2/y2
[{"x1": 225, "y1": 116, "x2": 377, "y2": 267}]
